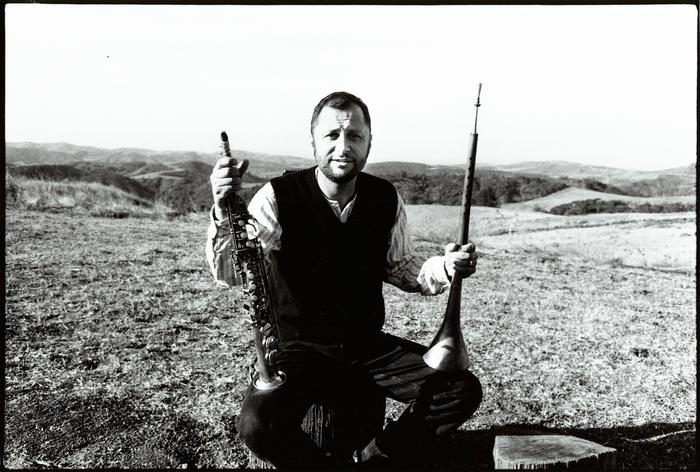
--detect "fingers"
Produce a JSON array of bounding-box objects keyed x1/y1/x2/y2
[
  {"x1": 211, "y1": 166, "x2": 241, "y2": 180},
  {"x1": 423, "y1": 389, "x2": 477, "y2": 427},
  {"x1": 445, "y1": 242, "x2": 459, "y2": 253},
  {"x1": 451, "y1": 251, "x2": 477, "y2": 263},
  {"x1": 431, "y1": 379, "x2": 470, "y2": 399},
  {"x1": 444, "y1": 241, "x2": 476, "y2": 254},
  {"x1": 213, "y1": 157, "x2": 249, "y2": 175},
  {"x1": 424, "y1": 409, "x2": 468, "y2": 428},
  {"x1": 238, "y1": 159, "x2": 249, "y2": 177},
  {"x1": 210, "y1": 158, "x2": 249, "y2": 205},
  {"x1": 245, "y1": 222, "x2": 258, "y2": 240},
  {"x1": 214, "y1": 156, "x2": 237, "y2": 170},
  {"x1": 444, "y1": 240, "x2": 478, "y2": 277}
]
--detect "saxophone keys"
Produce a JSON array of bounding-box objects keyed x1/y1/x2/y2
[
  {"x1": 266, "y1": 349, "x2": 280, "y2": 365},
  {"x1": 248, "y1": 283, "x2": 257, "y2": 290},
  {"x1": 246, "y1": 241, "x2": 255, "y2": 248},
  {"x1": 237, "y1": 219, "x2": 246, "y2": 227},
  {"x1": 261, "y1": 323, "x2": 273, "y2": 336},
  {"x1": 263, "y1": 336, "x2": 277, "y2": 349},
  {"x1": 238, "y1": 232, "x2": 248, "y2": 240}
]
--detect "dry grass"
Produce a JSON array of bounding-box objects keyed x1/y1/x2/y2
[
  {"x1": 5, "y1": 210, "x2": 250, "y2": 468},
  {"x1": 408, "y1": 204, "x2": 695, "y2": 272},
  {"x1": 5, "y1": 174, "x2": 175, "y2": 218},
  {"x1": 3, "y1": 205, "x2": 696, "y2": 469}
]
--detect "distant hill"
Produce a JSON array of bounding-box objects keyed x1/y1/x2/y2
[
  {"x1": 5, "y1": 142, "x2": 312, "y2": 178},
  {"x1": 505, "y1": 187, "x2": 696, "y2": 213},
  {"x1": 5, "y1": 142, "x2": 695, "y2": 213},
  {"x1": 6, "y1": 173, "x2": 172, "y2": 218},
  {"x1": 5, "y1": 142, "x2": 311, "y2": 212},
  {"x1": 365, "y1": 165, "x2": 634, "y2": 207},
  {"x1": 614, "y1": 174, "x2": 696, "y2": 198},
  {"x1": 7, "y1": 164, "x2": 156, "y2": 201},
  {"x1": 365, "y1": 161, "x2": 462, "y2": 176},
  {"x1": 480, "y1": 160, "x2": 695, "y2": 181},
  {"x1": 480, "y1": 160, "x2": 695, "y2": 197}
]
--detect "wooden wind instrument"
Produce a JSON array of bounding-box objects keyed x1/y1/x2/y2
[{"x1": 423, "y1": 83, "x2": 483, "y2": 371}]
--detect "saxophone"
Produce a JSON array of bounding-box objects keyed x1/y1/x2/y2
[{"x1": 220, "y1": 131, "x2": 286, "y2": 390}]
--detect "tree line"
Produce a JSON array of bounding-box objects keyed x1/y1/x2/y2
[
  {"x1": 549, "y1": 199, "x2": 695, "y2": 215},
  {"x1": 381, "y1": 171, "x2": 598, "y2": 207}
]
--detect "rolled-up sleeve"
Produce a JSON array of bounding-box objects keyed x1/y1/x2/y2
[
  {"x1": 205, "y1": 183, "x2": 282, "y2": 288},
  {"x1": 384, "y1": 194, "x2": 450, "y2": 295},
  {"x1": 205, "y1": 208, "x2": 238, "y2": 288}
]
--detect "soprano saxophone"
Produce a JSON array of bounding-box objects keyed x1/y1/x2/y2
[{"x1": 220, "y1": 131, "x2": 286, "y2": 390}]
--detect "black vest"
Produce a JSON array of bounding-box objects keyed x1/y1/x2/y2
[{"x1": 268, "y1": 167, "x2": 398, "y2": 345}]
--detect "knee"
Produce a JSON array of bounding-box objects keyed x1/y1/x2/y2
[
  {"x1": 437, "y1": 369, "x2": 483, "y2": 419},
  {"x1": 237, "y1": 396, "x2": 286, "y2": 459},
  {"x1": 456, "y1": 369, "x2": 483, "y2": 417}
]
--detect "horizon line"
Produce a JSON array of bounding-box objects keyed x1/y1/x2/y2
[{"x1": 5, "y1": 140, "x2": 694, "y2": 173}]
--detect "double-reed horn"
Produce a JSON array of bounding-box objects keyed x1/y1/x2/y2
[{"x1": 423, "y1": 83, "x2": 483, "y2": 372}]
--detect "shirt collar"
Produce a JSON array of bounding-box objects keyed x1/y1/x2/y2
[{"x1": 314, "y1": 167, "x2": 357, "y2": 223}]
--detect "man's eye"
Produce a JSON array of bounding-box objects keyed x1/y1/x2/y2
[{"x1": 327, "y1": 132, "x2": 339, "y2": 139}]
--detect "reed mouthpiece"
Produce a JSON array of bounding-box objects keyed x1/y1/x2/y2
[{"x1": 221, "y1": 131, "x2": 229, "y2": 143}]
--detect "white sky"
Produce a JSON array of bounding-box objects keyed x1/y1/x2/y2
[{"x1": 5, "y1": 4, "x2": 697, "y2": 170}]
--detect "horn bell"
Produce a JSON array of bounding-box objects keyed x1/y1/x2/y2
[{"x1": 423, "y1": 277, "x2": 471, "y2": 371}]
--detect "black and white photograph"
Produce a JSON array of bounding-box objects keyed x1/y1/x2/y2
[{"x1": 4, "y1": 3, "x2": 696, "y2": 469}]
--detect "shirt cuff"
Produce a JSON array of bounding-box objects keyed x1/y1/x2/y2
[
  {"x1": 211, "y1": 206, "x2": 230, "y2": 229},
  {"x1": 427, "y1": 255, "x2": 451, "y2": 285},
  {"x1": 416, "y1": 255, "x2": 451, "y2": 295}
]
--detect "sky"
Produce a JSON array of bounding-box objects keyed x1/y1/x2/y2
[{"x1": 4, "y1": 4, "x2": 697, "y2": 171}]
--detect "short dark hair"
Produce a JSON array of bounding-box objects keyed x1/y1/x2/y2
[{"x1": 310, "y1": 91, "x2": 371, "y2": 135}]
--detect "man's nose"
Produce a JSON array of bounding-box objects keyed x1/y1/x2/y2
[{"x1": 336, "y1": 133, "x2": 350, "y2": 154}]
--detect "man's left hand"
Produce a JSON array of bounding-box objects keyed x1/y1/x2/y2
[{"x1": 444, "y1": 242, "x2": 477, "y2": 279}]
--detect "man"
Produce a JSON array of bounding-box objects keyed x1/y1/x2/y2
[{"x1": 206, "y1": 91, "x2": 482, "y2": 468}]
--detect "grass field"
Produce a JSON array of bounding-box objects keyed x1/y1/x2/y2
[{"x1": 4, "y1": 205, "x2": 696, "y2": 469}]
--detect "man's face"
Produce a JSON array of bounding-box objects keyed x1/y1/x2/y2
[{"x1": 311, "y1": 104, "x2": 371, "y2": 184}]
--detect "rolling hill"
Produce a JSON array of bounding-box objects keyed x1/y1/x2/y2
[
  {"x1": 505, "y1": 187, "x2": 696, "y2": 212},
  {"x1": 5, "y1": 142, "x2": 695, "y2": 214},
  {"x1": 480, "y1": 160, "x2": 695, "y2": 197},
  {"x1": 7, "y1": 164, "x2": 156, "y2": 201},
  {"x1": 5, "y1": 142, "x2": 312, "y2": 177},
  {"x1": 480, "y1": 160, "x2": 695, "y2": 181}
]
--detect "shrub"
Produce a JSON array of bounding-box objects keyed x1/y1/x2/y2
[{"x1": 549, "y1": 199, "x2": 695, "y2": 215}]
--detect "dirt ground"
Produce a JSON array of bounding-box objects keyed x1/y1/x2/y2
[{"x1": 4, "y1": 208, "x2": 696, "y2": 469}]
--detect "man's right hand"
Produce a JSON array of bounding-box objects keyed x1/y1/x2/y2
[{"x1": 210, "y1": 155, "x2": 249, "y2": 221}]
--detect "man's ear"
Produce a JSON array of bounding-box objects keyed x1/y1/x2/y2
[{"x1": 367, "y1": 133, "x2": 372, "y2": 155}]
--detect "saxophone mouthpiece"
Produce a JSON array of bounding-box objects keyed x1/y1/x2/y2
[{"x1": 221, "y1": 131, "x2": 229, "y2": 143}]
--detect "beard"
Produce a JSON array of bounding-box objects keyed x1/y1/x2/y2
[
  {"x1": 315, "y1": 151, "x2": 369, "y2": 185},
  {"x1": 318, "y1": 160, "x2": 360, "y2": 184}
]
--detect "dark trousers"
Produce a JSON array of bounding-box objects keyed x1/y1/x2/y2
[{"x1": 236, "y1": 332, "x2": 483, "y2": 468}]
